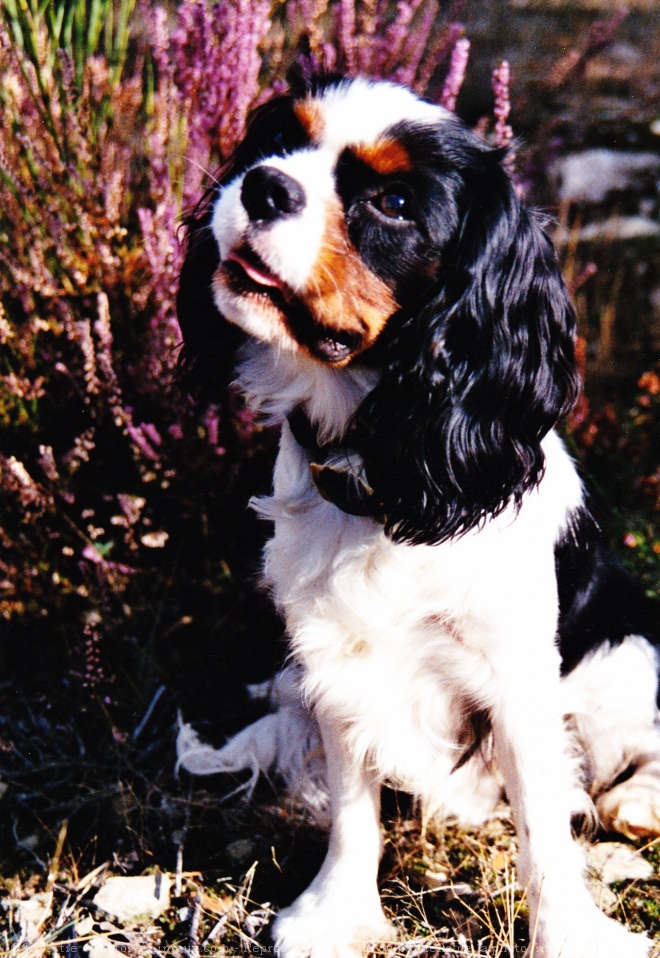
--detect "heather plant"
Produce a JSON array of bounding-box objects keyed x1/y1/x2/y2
[
  {"x1": 0, "y1": 0, "x2": 275, "y2": 737},
  {"x1": 2, "y1": 0, "x2": 135, "y2": 89},
  {"x1": 0, "y1": 0, "x2": 496, "y2": 691}
]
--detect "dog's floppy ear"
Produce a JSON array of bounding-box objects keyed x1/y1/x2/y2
[
  {"x1": 177, "y1": 196, "x2": 245, "y2": 398},
  {"x1": 352, "y1": 149, "x2": 580, "y2": 546}
]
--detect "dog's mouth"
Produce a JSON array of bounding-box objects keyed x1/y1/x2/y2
[
  {"x1": 224, "y1": 246, "x2": 291, "y2": 302},
  {"x1": 306, "y1": 329, "x2": 361, "y2": 363},
  {"x1": 222, "y1": 246, "x2": 363, "y2": 365}
]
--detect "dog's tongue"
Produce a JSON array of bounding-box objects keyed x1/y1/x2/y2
[{"x1": 227, "y1": 251, "x2": 284, "y2": 290}]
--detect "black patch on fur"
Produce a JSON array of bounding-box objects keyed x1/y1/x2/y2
[
  {"x1": 177, "y1": 203, "x2": 246, "y2": 398},
  {"x1": 335, "y1": 120, "x2": 467, "y2": 305},
  {"x1": 556, "y1": 506, "x2": 660, "y2": 677}
]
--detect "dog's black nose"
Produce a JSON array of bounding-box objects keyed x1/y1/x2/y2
[{"x1": 241, "y1": 166, "x2": 306, "y2": 223}]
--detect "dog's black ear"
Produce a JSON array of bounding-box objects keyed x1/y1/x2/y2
[
  {"x1": 352, "y1": 149, "x2": 580, "y2": 546},
  {"x1": 176, "y1": 198, "x2": 245, "y2": 398}
]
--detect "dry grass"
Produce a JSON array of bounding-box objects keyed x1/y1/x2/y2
[{"x1": 1, "y1": 739, "x2": 659, "y2": 958}]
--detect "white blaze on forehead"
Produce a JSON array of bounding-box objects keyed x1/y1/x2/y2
[
  {"x1": 315, "y1": 77, "x2": 449, "y2": 153},
  {"x1": 252, "y1": 149, "x2": 337, "y2": 290}
]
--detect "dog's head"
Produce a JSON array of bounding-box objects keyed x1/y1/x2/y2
[{"x1": 178, "y1": 76, "x2": 579, "y2": 544}]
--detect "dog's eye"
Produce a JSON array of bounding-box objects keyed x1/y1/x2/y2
[
  {"x1": 373, "y1": 190, "x2": 414, "y2": 221},
  {"x1": 272, "y1": 132, "x2": 287, "y2": 155}
]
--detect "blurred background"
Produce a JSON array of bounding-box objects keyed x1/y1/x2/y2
[{"x1": 0, "y1": 0, "x2": 658, "y2": 953}]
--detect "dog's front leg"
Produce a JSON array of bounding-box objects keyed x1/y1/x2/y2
[
  {"x1": 490, "y1": 640, "x2": 650, "y2": 958},
  {"x1": 273, "y1": 715, "x2": 394, "y2": 958}
]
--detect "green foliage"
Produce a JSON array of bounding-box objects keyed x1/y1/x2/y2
[{"x1": 1, "y1": 0, "x2": 135, "y2": 92}]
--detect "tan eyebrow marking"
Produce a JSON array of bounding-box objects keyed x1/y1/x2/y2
[
  {"x1": 294, "y1": 98, "x2": 325, "y2": 144},
  {"x1": 351, "y1": 139, "x2": 412, "y2": 175}
]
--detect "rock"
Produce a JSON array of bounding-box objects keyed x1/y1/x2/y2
[
  {"x1": 92, "y1": 873, "x2": 170, "y2": 924},
  {"x1": 1, "y1": 892, "x2": 53, "y2": 944},
  {"x1": 584, "y1": 42, "x2": 645, "y2": 84},
  {"x1": 585, "y1": 841, "x2": 653, "y2": 911},
  {"x1": 84, "y1": 938, "x2": 125, "y2": 957},
  {"x1": 552, "y1": 149, "x2": 660, "y2": 204},
  {"x1": 586, "y1": 841, "x2": 654, "y2": 884},
  {"x1": 577, "y1": 216, "x2": 660, "y2": 243},
  {"x1": 421, "y1": 869, "x2": 449, "y2": 889}
]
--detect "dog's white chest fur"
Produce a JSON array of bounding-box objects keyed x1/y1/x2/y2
[{"x1": 254, "y1": 414, "x2": 583, "y2": 818}]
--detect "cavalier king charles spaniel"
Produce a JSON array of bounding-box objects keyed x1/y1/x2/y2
[{"x1": 177, "y1": 75, "x2": 660, "y2": 958}]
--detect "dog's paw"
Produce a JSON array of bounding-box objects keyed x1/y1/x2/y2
[
  {"x1": 272, "y1": 892, "x2": 395, "y2": 958},
  {"x1": 597, "y1": 772, "x2": 660, "y2": 840},
  {"x1": 531, "y1": 905, "x2": 650, "y2": 958}
]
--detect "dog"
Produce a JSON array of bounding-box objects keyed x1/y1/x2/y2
[{"x1": 176, "y1": 75, "x2": 660, "y2": 957}]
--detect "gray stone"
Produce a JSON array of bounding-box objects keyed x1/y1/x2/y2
[
  {"x1": 586, "y1": 841, "x2": 653, "y2": 884},
  {"x1": 92, "y1": 873, "x2": 170, "y2": 923},
  {"x1": 585, "y1": 841, "x2": 653, "y2": 911},
  {"x1": 1, "y1": 892, "x2": 53, "y2": 944},
  {"x1": 84, "y1": 938, "x2": 125, "y2": 957},
  {"x1": 552, "y1": 149, "x2": 660, "y2": 204}
]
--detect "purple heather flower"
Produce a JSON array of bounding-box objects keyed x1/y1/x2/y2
[
  {"x1": 491, "y1": 60, "x2": 517, "y2": 179},
  {"x1": 440, "y1": 36, "x2": 470, "y2": 111}
]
